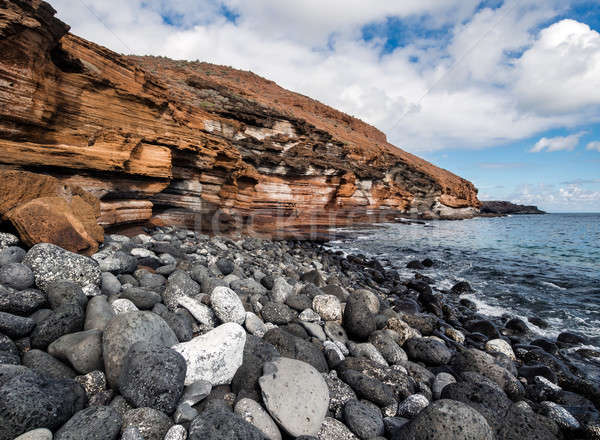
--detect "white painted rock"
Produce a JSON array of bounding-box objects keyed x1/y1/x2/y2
[
  {"x1": 259, "y1": 357, "x2": 329, "y2": 437},
  {"x1": 485, "y1": 338, "x2": 515, "y2": 360},
  {"x1": 211, "y1": 286, "x2": 245, "y2": 324},
  {"x1": 172, "y1": 322, "x2": 246, "y2": 386},
  {"x1": 235, "y1": 398, "x2": 282, "y2": 440},
  {"x1": 312, "y1": 295, "x2": 342, "y2": 321}
]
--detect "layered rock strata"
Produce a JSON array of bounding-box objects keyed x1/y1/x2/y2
[{"x1": 0, "y1": 0, "x2": 480, "y2": 239}]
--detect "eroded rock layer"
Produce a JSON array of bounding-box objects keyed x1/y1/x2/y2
[{"x1": 0, "y1": 0, "x2": 480, "y2": 238}]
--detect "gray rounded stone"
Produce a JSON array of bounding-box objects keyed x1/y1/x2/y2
[
  {"x1": 22, "y1": 349, "x2": 76, "y2": 379},
  {"x1": 102, "y1": 311, "x2": 178, "y2": 388},
  {"x1": 259, "y1": 357, "x2": 329, "y2": 437},
  {"x1": 0, "y1": 246, "x2": 26, "y2": 266},
  {"x1": 101, "y1": 272, "x2": 122, "y2": 296},
  {"x1": 54, "y1": 406, "x2": 122, "y2": 440},
  {"x1": 23, "y1": 243, "x2": 101, "y2": 296},
  {"x1": 211, "y1": 286, "x2": 246, "y2": 324},
  {"x1": 162, "y1": 270, "x2": 201, "y2": 311},
  {"x1": 121, "y1": 287, "x2": 162, "y2": 310},
  {"x1": 13, "y1": 428, "x2": 52, "y2": 440},
  {"x1": 404, "y1": 337, "x2": 452, "y2": 366},
  {"x1": 344, "y1": 399, "x2": 384, "y2": 440},
  {"x1": 432, "y1": 372, "x2": 456, "y2": 400},
  {"x1": 235, "y1": 397, "x2": 282, "y2": 440},
  {"x1": 30, "y1": 303, "x2": 85, "y2": 349},
  {"x1": 48, "y1": 329, "x2": 104, "y2": 374},
  {"x1": 398, "y1": 399, "x2": 494, "y2": 440},
  {"x1": 47, "y1": 281, "x2": 88, "y2": 310},
  {"x1": 0, "y1": 263, "x2": 34, "y2": 290},
  {"x1": 122, "y1": 408, "x2": 173, "y2": 440},
  {"x1": 84, "y1": 296, "x2": 115, "y2": 331},
  {"x1": 119, "y1": 341, "x2": 186, "y2": 415},
  {"x1": 342, "y1": 291, "x2": 376, "y2": 341}
]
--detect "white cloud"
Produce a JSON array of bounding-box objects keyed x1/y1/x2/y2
[
  {"x1": 507, "y1": 183, "x2": 600, "y2": 212},
  {"x1": 515, "y1": 19, "x2": 600, "y2": 115},
  {"x1": 587, "y1": 141, "x2": 600, "y2": 152},
  {"x1": 529, "y1": 132, "x2": 585, "y2": 152},
  {"x1": 48, "y1": 0, "x2": 600, "y2": 152}
]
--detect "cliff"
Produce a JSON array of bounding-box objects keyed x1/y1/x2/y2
[
  {"x1": 480, "y1": 201, "x2": 546, "y2": 216},
  {"x1": 0, "y1": 0, "x2": 480, "y2": 239}
]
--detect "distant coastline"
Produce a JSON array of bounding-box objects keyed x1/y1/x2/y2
[{"x1": 479, "y1": 200, "x2": 546, "y2": 217}]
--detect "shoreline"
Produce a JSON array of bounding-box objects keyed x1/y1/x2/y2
[{"x1": 1, "y1": 226, "x2": 599, "y2": 439}]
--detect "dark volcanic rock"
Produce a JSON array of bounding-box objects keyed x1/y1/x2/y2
[
  {"x1": 30, "y1": 303, "x2": 85, "y2": 349},
  {"x1": 344, "y1": 399, "x2": 384, "y2": 439},
  {"x1": 343, "y1": 291, "x2": 377, "y2": 341},
  {"x1": 339, "y1": 369, "x2": 397, "y2": 407},
  {"x1": 496, "y1": 402, "x2": 562, "y2": 440},
  {"x1": 0, "y1": 370, "x2": 87, "y2": 439},
  {"x1": 0, "y1": 311, "x2": 35, "y2": 338},
  {"x1": 119, "y1": 341, "x2": 187, "y2": 415},
  {"x1": 189, "y1": 407, "x2": 266, "y2": 440},
  {"x1": 0, "y1": 286, "x2": 46, "y2": 316},
  {"x1": 54, "y1": 406, "x2": 122, "y2": 440},
  {"x1": 405, "y1": 337, "x2": 452, "y2": 366},
  {"x1": 396, "y1": 399, "x2": 494, "y2": 440},
  {"x1": 0, "y1": 263, "x2": 34, "y2": 290}
]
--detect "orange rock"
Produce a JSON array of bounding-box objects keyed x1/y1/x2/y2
[
  {"x1": 0, "y1": 1, "x2": 481, "y2": 239},
  {"x1": 0, "y1": 170, "x2": 103, "y2": 254},
  {"x1": 7, "y1": 197, "x2": 100, "y2": 255}
]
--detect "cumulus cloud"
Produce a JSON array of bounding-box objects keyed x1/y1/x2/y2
[
  {"x1": 49, "y1": 0, "x2": 600, "y2": 152},
  {"x1": 508, "y1": 183, "x2": 600, "y2": 211},
  {"x1": 587, "y1": 141, "x2": 600, "y2": 152},
  {"x1": 529, "y1": 132, "x2": 585, "y2": 152}
]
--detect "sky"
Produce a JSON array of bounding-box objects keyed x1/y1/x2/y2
[{"x1": 50, "y1": 0, "x2": 600, "y2": 212}]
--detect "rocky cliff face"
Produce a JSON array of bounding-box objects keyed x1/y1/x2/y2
[
  {"x1": 480, "y1": 201, "x2": 545, "y2": 216},
  {"x1": 0, "y1": 0, "x2": 480, "y2": 239}
]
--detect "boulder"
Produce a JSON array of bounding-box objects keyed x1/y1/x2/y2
[
  {"x1": 172, "y1": 322, "x2": 246, "y2": 386},
  {"x1": 259, "y1": 357, "x2": 329, "y2": 437},
  {"x1": 210, "y1": 286, "x2": 246, "y2": 324},
  {"x1": 0, "y1": 370, "x2": 87, "y2": 439},
  {"x1": 121, "y1": 408, "x2": 173, "y2": 440},
  {"x1": 0, "y1": 170, "x2": 103, "y2": 255},
  {"x1": 47, "y1": 329, "x2": 103, "y2": 374},
  {"x1": 119, "y1": 342, "x2": 186, "y2": 415},
  {"x1": 54, "y1": 406, "x2": 122, "y2": 440},
  {"x1": 102, "y1": 311, "x2": 178, "y2": 388},
  {"x1": 23, "y1": 243, "x2": 101, "y2": 296}
]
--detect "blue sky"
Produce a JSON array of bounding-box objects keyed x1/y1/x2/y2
[{"x1": 51, "y1": 0, "x2": 600, "y2": 212}]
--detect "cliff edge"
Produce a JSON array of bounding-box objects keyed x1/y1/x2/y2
[
  {"x1": 480, "y1": 201, "x2": 545, "y2": 216},
  {"x1": 0, "y1": 0, "x2": 480, "y2": 238}
]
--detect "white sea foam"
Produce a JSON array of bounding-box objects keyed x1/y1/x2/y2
[{"x1": 540, "y1": 281, "x2": 567, "y2": 291}]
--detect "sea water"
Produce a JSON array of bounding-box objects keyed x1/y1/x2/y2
[{"x1": 329, "y1": 213, "x2": 600, "y2": 348}]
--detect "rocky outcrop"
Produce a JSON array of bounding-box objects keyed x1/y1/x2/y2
[
  {"x1": 0, "y1": 170, "x2": 103, "y2": 254},
  {"x1": 480, "y1": 201, "x2": 545, "y2": 216},
  {"x1": 0, "y1": 0, "x2": 480, "y2": 239}
]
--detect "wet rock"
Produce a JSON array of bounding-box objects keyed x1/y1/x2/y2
[
  {"x1": 54, "y1": 406, "x2": 122, "y2": 440},
  {"x1": 557, "y1": 331, "x2": 586, "y2": 345},
  {"x1": 344, "y1": 399, "x2": 384, "y2": 439},
  {"x1": 465, "y1": 319, "x2": 499, "y2": 339},
  {"x1": 103, "y1": 311, "x2": 178, "y2": 388},
  {"x1": 505, "y1": 317, "x2": 528, "y2": 333},
  {"x1": 450, "y1": 281, "x2": 473, "y2": 295},
  {"x1": 173, "y1": 322, "x2": 246, "y2": 386},
  {"x1": 540, "y1": 401, "x2": 581, "y2": 431},
  {"x1": 24, "y1": 243, "x2": 101, "y2": 296},
  {"x1": 485, "y1": 338, "x2": 516, "y2": 360},
  {"x1": 259, "y1": 357, "x2": 329, "y2": 437},
  {"x1": 119, "y1": 341, "x2": 186, "y2": 414}
]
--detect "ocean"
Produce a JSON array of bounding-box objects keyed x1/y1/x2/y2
[{"x1": 329, "y1": 213, "x2": 600, "y2": 350}]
